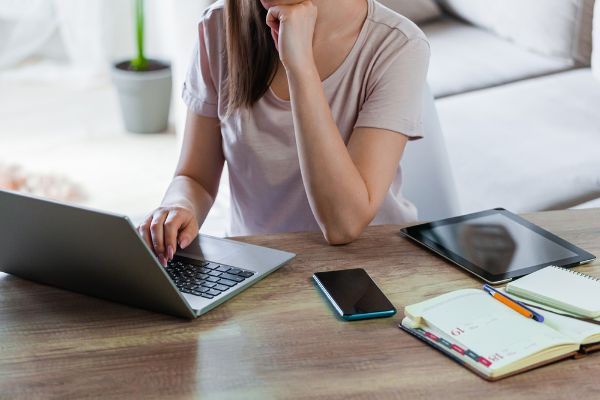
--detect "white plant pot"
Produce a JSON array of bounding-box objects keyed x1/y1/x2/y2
[{"x1": 111, "y1": 59, "x2": 172, "y2": 133}]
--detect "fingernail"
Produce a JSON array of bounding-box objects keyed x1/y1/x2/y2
[
  {"x1": 158, "y1": 255, "x2": 166, "y2": 267},
  {"x1": 179, "y1": 237, "x2": 190, "y2": 249},
  {"x1": 167, "y1": 245, "x2": 174, "y2": 260}
]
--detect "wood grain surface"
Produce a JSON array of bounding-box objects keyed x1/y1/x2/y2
[{"x1": 1, "y1": 209, "x2": 600, "y2": 399}]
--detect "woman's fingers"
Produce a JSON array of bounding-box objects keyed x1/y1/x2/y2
[
  {"x1": 265, "y1": 6, "x2": 281, "y2": 32},
  {"x1": 150, "y1": 211, "x2": 169, "y2": 265},
  {"x1": 178, "y1": 218, "x2": 199, "y2": 250},
  {"x1": 270, "y1": 28, "x2": 279, "y2": 51},
  {"x1": 138, "y1": 216, "x2": 154, "y2": 252},
  {"x1": 266, "y1": 6, "x2": 281, "y2": 50},
  {"x1": 163, "y1": 211, "x2": 188, "y2": 260},
  {"x1": 138, "y1": 206, "x2": 198, "y2": 267},
  {"x1": 263, "y1": 1, "x2": 317, "y2": 69}
]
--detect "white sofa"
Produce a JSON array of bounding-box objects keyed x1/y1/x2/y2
[{"x1": 389, "y1": 0, "x2": 600, "y2": 215}]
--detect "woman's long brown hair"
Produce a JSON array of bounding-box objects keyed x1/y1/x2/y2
[{"x1": 224, "y1": 0, "x2": 279, "y2": 115}]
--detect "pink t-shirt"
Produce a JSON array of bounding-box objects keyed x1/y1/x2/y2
[{"x1": 183, "y1": 0, "x2": 430, "y2": 236}]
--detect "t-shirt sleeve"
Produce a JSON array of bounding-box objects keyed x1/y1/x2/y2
[
  {"x1": 182, "y1": 18, "x2": 219, "y2": 118},
  {"x1": 354, "y1": 37, "x2": 430, "y2": 139}
]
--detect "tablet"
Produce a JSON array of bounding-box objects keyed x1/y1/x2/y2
[{"x1": 400, "y1": 208, "x2": 596, "y2": 284}]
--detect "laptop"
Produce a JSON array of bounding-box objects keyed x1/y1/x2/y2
[{"x1": 0, "y1": 189, "x2": 295, "y2": 318}]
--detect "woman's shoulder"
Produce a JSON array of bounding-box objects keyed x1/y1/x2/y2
[
  {"x1": 198, "y1": 0, "x2": 225, "y2": 29},
  {"x1": 195, "y1": 0, "x2": 226, "y2": 59},
  {"x1": 369, "y1": 0, "x2": 429, "y2": 46}
]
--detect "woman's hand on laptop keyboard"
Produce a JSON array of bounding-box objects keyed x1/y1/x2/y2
[{"x1": 137, "y1": 205, "x2": 199, "y2": 267}]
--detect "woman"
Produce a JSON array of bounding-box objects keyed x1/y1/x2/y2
[{"x1": 139, "y1": 0, "x2": 430, "y2": 265}]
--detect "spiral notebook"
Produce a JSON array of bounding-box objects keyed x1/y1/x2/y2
[{"x1": 506, "y1": 266, "x2": 600, "y2": 318}]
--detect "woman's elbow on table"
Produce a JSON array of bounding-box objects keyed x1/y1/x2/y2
[{"x1": 321, "y1": 219, "x2": 368, "y2": 246}]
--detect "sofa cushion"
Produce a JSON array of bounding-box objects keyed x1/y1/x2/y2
[
  {"x1": 422, "y1": 18, "x2": 574, "y2": 98},
  {"x1": 377, "y1": 0, "x2": 441, "y2": 23},
  {"x1": 438, "y1": 0, "x2": 595, "y2": 65},
  {"x1": 436, "y1": 69, "x2": 600, "y2": 213}
]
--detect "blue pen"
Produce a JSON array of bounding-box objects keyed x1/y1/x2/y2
[{"x1": 483, "y1": 284, "x2": 545, "y2": 323}]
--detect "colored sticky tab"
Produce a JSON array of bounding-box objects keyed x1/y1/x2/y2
[
  {"x1": 451, "y1": 344, "x2": 465, "y2": 355},
  {"x1": 478, "y1": 357, "x2": 492, "y2": 367},
  {"x1": 465, "y1": 349, "x2": 480, "y2": 361},
  {"x1": 424, "y1": 332, "x2": 439, "y2": 341},
  {"x1": 438, "y1": 338, "x2": 452, "y2": 348}
]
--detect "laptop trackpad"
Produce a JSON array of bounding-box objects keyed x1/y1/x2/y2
[{"x1": 176, "y1": 235, "x2": 244, "y2": 266}]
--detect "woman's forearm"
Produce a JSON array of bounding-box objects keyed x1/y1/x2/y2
[
  {"x1": 161, "y1": 175, "x2": 215, "y2": 227},
  {"x1": 139, "y1": 112, "x2": 223, "y2": 262},
  {"x1": 287, "y1": 64, "x2": 373, "y2": 244}
]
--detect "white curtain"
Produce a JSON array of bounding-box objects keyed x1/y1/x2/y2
[
  {"x1": 0, "y1": 0, "x2": 59, "y2": 68},
  {"x1": 0, "y1": 0, "x2": 211, "y2": 82},
  {"x1": 53, "y1": 0, "x2": 117, "y2": 77},
  {"x1": 0, "y1": 0, "x2": 212, "y2": 135},
  {"x1": 0, "y1": 0, "x2": 132, "y2": 83}
]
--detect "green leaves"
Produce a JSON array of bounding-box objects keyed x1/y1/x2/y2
[{"x1": 130, "y1": 0, "x2": 148, "y2": 71}]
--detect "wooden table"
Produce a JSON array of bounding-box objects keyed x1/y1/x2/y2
[{"x1": 1, "y1": 209, "x2": 600, "y2": 399}]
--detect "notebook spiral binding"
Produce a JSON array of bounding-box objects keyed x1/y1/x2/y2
[{"x1": 552, "y1": 265, "x2": 600, "y2": 283}]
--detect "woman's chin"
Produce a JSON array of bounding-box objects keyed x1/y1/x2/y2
[{"x1": 260, "y1": 0, "x2": 306, "y2": 9}]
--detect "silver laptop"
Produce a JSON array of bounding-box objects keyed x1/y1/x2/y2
[{"x1": 0, "y1": 189, "x2": 295, "y2": 318}]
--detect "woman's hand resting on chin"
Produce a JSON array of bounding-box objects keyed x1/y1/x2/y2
[{"x1": 266, "y1": 1, "x2": 318, "y2": 73}]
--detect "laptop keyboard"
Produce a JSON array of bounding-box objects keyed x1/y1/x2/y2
[{"x1": 166, "y1": 258, "x2": 256, "y2": 300}]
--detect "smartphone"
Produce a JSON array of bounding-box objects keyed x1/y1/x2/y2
[{"x1": 313, "y1": 268, "x2": 396, "y2": 321}]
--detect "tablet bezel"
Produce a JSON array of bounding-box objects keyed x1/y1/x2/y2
[{"x1": 400, "y1": 208, "x2": 596, "y2": 284}]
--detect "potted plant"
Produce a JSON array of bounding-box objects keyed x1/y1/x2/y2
[{"x1": 112, "y1": 0, "x2": 172, "y2": 133}]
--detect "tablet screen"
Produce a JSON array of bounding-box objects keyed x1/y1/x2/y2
[
  {"x1": 401, "y1": 209, "x2": 595, "y2": 282},
  {"x1": 420, "y1": 213, "x2": 577, "y2": 275}
]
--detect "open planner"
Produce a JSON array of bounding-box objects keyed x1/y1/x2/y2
[{"x1": 400, "y1": 288, "x2": 600, "y2": 380}]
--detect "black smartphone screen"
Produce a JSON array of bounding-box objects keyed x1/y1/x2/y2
[{"x1": 313, "y1": 268, "x2": 395, "y2": 318}]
